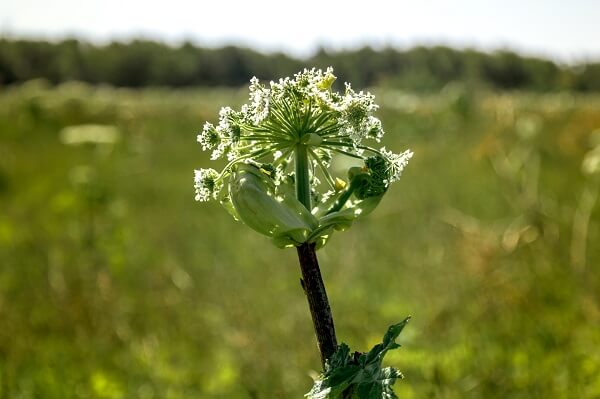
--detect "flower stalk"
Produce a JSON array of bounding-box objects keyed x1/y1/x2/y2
[{"x1": 293, "y1": 118, "x2": 338, "y2": 366}]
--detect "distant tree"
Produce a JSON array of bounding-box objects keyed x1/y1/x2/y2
[{"x1": 0, "y1": 38, "x2": 598, "y2": 91}]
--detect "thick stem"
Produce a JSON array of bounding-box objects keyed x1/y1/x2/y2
[
  {"x1": 296, "y1": 242, "x2": 338, "y2": 367},
  {"x1": 294, "y1": 143, "x2": 338, "y2": 368}
]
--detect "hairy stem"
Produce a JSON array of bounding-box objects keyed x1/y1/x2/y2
[{"x1": 295, "y1": 143, "x2": 338, "y2": 368}]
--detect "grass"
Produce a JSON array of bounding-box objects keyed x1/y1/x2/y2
[{"x1": 0, "y1": 80, "x2": 599, "y2": 398}]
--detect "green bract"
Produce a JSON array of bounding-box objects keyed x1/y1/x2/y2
[{"x1": 194, "y1": 67, "x2": 412, "y2": 248}]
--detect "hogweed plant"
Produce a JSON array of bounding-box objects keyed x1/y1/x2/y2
[{"x1": 194, "y1": 68, "x2": 413, "y2": 398}]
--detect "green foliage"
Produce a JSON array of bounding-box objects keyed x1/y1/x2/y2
[
  {"x1": 2, "y1": 38, "x2": 600, "y2": 91},
  {"x1": 307, "y1": 317, "x2": 410, "y2": 399},
  {"x1": 1, "y1": 83, "x2": 600, "y2": 398}
]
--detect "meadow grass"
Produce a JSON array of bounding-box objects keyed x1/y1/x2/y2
[{"x1": 0, "y1": 81, "x2": 599, "y2": 398}]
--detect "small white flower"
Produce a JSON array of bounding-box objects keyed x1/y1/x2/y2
[
  {"x1": 249, "y1": 77, "x2": 270, "y2": 124},
  {"x1": 366, "y1": 116, "x2": 384, "y2": 142},
  {"x1": 217, "y1": 107, "x2": 235, "y2": 137},
  {"x1": 321, "y1": 190, "x2": 335, "y2": 202},
  {"x1": 197, "y1": 122, "x2": 221, "y2": 150},
  {"x1": 336, "y1": 87, "x2": 380, "y2": 145},
  {"x1": 194, "y1": 168, "x2": 221, "y2": 202},
  {"x1": 380, "y1": 147, "x2": 414, "y2": 184},
  {"x1": 210, "y1": 141, "x2": 228, "y2": 160}
]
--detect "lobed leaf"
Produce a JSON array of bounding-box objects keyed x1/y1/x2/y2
[{"x1": 306, "y1": 317, "x2": 410, "y2": 399}]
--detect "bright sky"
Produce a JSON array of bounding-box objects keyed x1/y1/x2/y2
[{"x1": 2, "y1": 0, "x2": 599, "y2": 63}]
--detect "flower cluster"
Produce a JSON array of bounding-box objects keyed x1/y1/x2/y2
[
  {"x1": 193, "y1": 168, "x2": 221, "y2": 202},
  {"x1": 194, "y1": 67, "x2": 412, "y2": 206}
]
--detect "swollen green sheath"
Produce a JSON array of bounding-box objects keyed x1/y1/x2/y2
[
  {"x1": 229, "y1": 163, "x2": 318, "y2": 246},
  {"x1": 194, "y1": 67, "x2": 412, "y2": 248}
]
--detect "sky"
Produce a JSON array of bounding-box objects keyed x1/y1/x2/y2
[{"x1": 1, "y1": 0, "x2": 600, "y2": 63}]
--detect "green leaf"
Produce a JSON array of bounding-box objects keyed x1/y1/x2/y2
[
  {"x1": 327, "y1": 343, "x2": 352, "y2": 370},
  {"x1": 306, "y1": 318, "x2": 410, "y2": 399},
  {"x1": 366, "y1": 317, "x2": 411, "y2": 365},
  {"x1": 355, "y1": 382, "x2": 383, "y2": 399}
]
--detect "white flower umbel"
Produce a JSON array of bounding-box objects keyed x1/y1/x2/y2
[
  {"x1": 194, "y1": 67, "x2": 413, "y2": 250},
  {"x1": 379, "y1": 147, "x2": 414, "y2": 185},
  {"x1": 194, "y1": 168, "x2": 221, "y2": 202},
  {"x1": 194, "y1": 67, "x2": 412, "y2": 203},
  {"x1": 197, "y1": 122, "x2": 220, "y2": 151}
]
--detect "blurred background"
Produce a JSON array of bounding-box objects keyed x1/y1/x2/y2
[{"x1": 1, "y1": 1, "x2": 600, "y2": 398}]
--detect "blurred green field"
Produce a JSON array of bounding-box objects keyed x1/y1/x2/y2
[{"x1": 0, "y1": 81, "x2": 599, "y2": 399}]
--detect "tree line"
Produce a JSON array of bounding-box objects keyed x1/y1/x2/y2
[{"x1": 1, "y1": 38, "x2": 599, "y2": 91}]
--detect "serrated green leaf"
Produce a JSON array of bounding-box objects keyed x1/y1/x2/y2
[
  {"x1": 327, "y1": 343, "x2": 352, "y2": 371},
  {"x1": 365, "y1": 317, "x2": 411, "y2": 366},
  {"x1": 306, "y1": 318, "x2": 410, "y2": 399},
  {"x1": 327, "y1": 365, "x2": 361, "y2": 386},
  {"x1": 382, "y1": 318, "x2": 410, "y2": 349},
  {"x1": 355, "y1": 382, "x2": 383, "y2": 399}
]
